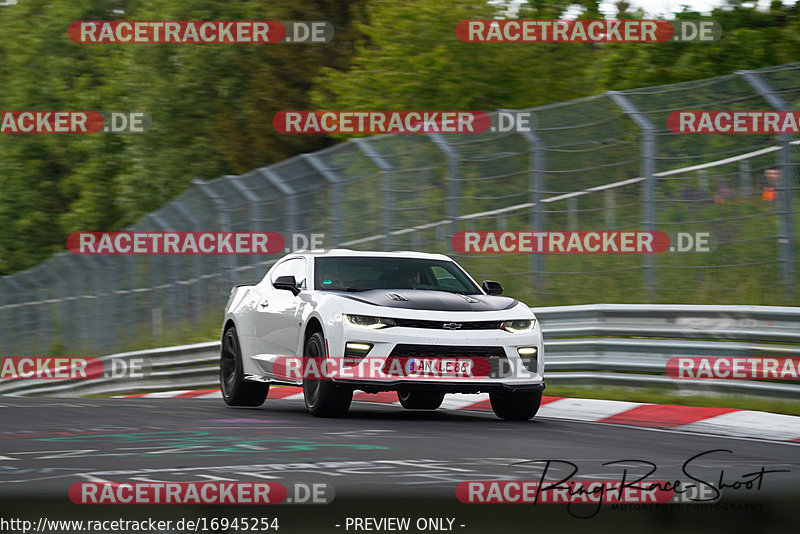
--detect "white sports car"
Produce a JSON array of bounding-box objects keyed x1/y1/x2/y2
[{"x1": 220, "y1": 249, "x2": 545, "y2": 419}]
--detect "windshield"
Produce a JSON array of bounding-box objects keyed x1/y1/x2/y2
[{"x1": 314, "y1": 256, "x2": 482, "y2": 294}]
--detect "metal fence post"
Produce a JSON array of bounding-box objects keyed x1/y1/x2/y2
[
  {"x1": 127, "y1": 222, "x2": 158, "y2": 349},
  {"x1": 738, "y1": 70, "x2": 797, "y2": 300},
  {"x1": 70, "y1": 254, "x2": 115, "y2": 354},
  {"x1": 739, "y1": 159, "x2": 752, "y2": 196},
  {"x1": 224, "y1": 174, "x2": 264, "y2": 273},
  {"x1": 121, "y1": 253, "x2": 140, "y2": 349},
  {"x1": 259, "y1": 167, "x2": 297, "y2": 235},
  {"x1": 519, "y1": 130, "x2": 546, "y2": 290},
  {"x1": 605, "y1": 189, "x2": 616, "y2": 227},
  {"x1": 67, "y1": 254, "x2": 96, "y2": 353},
  {"x1": 0, "y1": 278, "x2": 10, "y2": 355},
  {"x1": 607, "y1": 91, "x2": 658, "y2": 299},
  {"x1": 428, "y1": 134, "x2": 461, "y2": 246},
  {"x1": 1, "y1": 276, "x2": 24, "y2": 354},
  {"x1": 172, "y1": 201, "x2": 205, "y2": 322},
  {"x1": 224, "y1": 174, "x2": 261, "y2": 232},
  {"x1": 95, "y1": 256, "x2": 119, "y2": 352},
  {"x1": 568, "y1": 198, "x2": 578, "y2": 230},
  {"x1": 147, "y1": 213, "x2": 180, "y2": 326},
  {"x1": 0, "y1": 280, "x2": 12, "y2": 354},
  {"x1": 76, "y1": 254, "x2": 110, "y2": 353},
  {"x1": 54, "y1": 254, "x2": 83, "y2": 354},
  {"x1": 35, "y1": 263, "x2": 59, "y2": 355},
  {"x1": 353, "y1": 138, "x2": 394, "y2": 251},
  {"x1": 14, "y1": 271, "x2": 37, "y2": 355},
  {"x1": 193, "y1": 178, "x2": 237, "y2": 291},
  {"x1": 302, "y1": 153, "x2": 343, "y2": 247},
  {"x1": 37, "y1": 261, "x2": 66, "y2": 354},
  {"x1": 92, "y1": 255, "x2": 118, "y2": 353}
]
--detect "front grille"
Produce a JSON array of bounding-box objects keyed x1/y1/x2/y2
[{"x1": 391, "y1": 318, "x2": 502, "y2": 330}]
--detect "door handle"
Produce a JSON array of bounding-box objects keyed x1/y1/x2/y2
[{"x1": 260, "y1": 301, "x2": 269, "y2": 308}]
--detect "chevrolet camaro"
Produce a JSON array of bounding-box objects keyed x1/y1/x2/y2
[{"x1": 220, "y1": 250, "x2": 545, "y2": 419}]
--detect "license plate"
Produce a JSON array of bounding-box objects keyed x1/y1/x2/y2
[{"x1": 407, "y1": 358, "x2": 474, "y2": 377}]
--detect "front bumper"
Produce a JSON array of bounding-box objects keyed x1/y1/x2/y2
[
  {"x1": 332, "y1": 378, "x2": 547, "y2": 394},
  {"x1": 323, "y1": 316, "x2": 545, "y2": 390}
]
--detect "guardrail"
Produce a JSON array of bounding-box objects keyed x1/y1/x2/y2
[{"x1": 1, "y1": 304, "x2": 798, "y2": 399}]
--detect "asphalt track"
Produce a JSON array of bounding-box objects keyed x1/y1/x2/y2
[{"x1": 0, "y1": 395, "x2": 798, "y2": 532}]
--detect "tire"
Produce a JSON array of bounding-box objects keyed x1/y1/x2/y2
[
  {"x1": 489, "y1": 390, "x2": 542, "y2": 420},
  {"x1": 398, "y1": 390, "x2": 445, "y2": 410},
  {"x1": 220, "y1": 326, "x2": 269, "y2": 407},
  {"x1": 303, "y1": 332, "x2": 352, "y2": 417}
]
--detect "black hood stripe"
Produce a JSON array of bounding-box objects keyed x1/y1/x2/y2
[{"x1": 333, "y1": 290, "x2": 518, "y2": 312}]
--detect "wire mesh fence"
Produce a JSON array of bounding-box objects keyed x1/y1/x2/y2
[{"x1": 1, "y1": 63, "x2": 798, "y2": 357}]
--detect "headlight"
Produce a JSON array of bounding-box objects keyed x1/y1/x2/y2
[
  {"x1": 501, "y1": 319, "x2": 535, "y2": 333},
  {"x1": 343, "y1": 314, "x2": 396, "y2": 329}
]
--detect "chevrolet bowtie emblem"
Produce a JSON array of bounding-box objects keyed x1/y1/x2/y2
[{"x1": 442, "y1": 323, "x2": 462, "y2": 330}]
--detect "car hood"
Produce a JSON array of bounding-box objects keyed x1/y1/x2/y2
[{"x1": 329, "y1": 289, "x2": 518, "y2": 312}]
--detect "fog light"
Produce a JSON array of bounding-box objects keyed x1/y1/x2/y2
[
  {"x1": 344, "y1": 342, "x2": 373, "y2": 361},
  {"x1": 517, "y1": 347, "x2": 538, "y2": 372}
]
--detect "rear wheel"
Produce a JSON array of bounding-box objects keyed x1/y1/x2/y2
[
  {"x1": 398, "y1": 390, "x2": 445, "y2": 410},
  {"x1": 303, "y1": 332, "x2": 352, "y2": 417},
  {"x1": 220, "y1": 326, "x2": 269, "y2": 407},
  {"x1": 489, "y1": 390, "x2": 542, "y2": 420}
]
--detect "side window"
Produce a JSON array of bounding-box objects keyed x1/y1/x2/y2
[{"x1": 270, "y1": 258, "x2": 307, "y2": 289}]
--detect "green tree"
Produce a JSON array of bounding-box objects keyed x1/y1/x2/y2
[
  {"x1": 0, "y1": 0, "x2": 122, "y2": 274},
  {"x1": 596, "y1": 4, "x2": 800, "y2": 90},
  {"x1": 0, "y1": 0, "x2": 367, "y2": 273},
  {"x1": 311, "y1": 0, "x2": 600, "y2": 113},
  {"x1": 102, "y1": 0, "x2": 368, "y2": 225}
]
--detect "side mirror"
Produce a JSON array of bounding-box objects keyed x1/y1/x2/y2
[
  {"x1": 482, "y1": 280, "x2": 503, "y2": 296},
  {"x1": 274, "y1": 275, "x2": 300, "y2": 296}
]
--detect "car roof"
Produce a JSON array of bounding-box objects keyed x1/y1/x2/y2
[{"x1": 284, "y1": 249, "x2": 454, "y2": 262}]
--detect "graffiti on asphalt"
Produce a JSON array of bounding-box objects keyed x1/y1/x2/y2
[
  {"x1": 0, "y1": 430, "x2": 388, "y2": 461},
  {"x1": 0, "y1": 458, "x2": 527, "y2": 485}
]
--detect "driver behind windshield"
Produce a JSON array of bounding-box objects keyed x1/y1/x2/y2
[{"x1": 399, "y1": 268, "x2": 421, "y2": 289}]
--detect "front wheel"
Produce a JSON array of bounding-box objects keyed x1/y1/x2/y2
[
  {"x1": 220, "y1": 326, "x2": 269, "y2": 407},
  {"x1": 303, "y1": 332, "x2": 353, "y2": 417},
  {"x1": 489, "y1": 389, "x2": 542, "y2": 420},
  {"x1": 398, "y1": 390, "x2": 445, "y2": 410}
]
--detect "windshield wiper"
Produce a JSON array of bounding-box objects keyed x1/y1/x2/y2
[{"x1": 344, "y1": 287, "x2": 371, "y2": 292}]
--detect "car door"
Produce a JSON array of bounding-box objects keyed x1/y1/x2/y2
[{"x1": 253, "y1": 257, "x2": 308, "y2": 370}]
